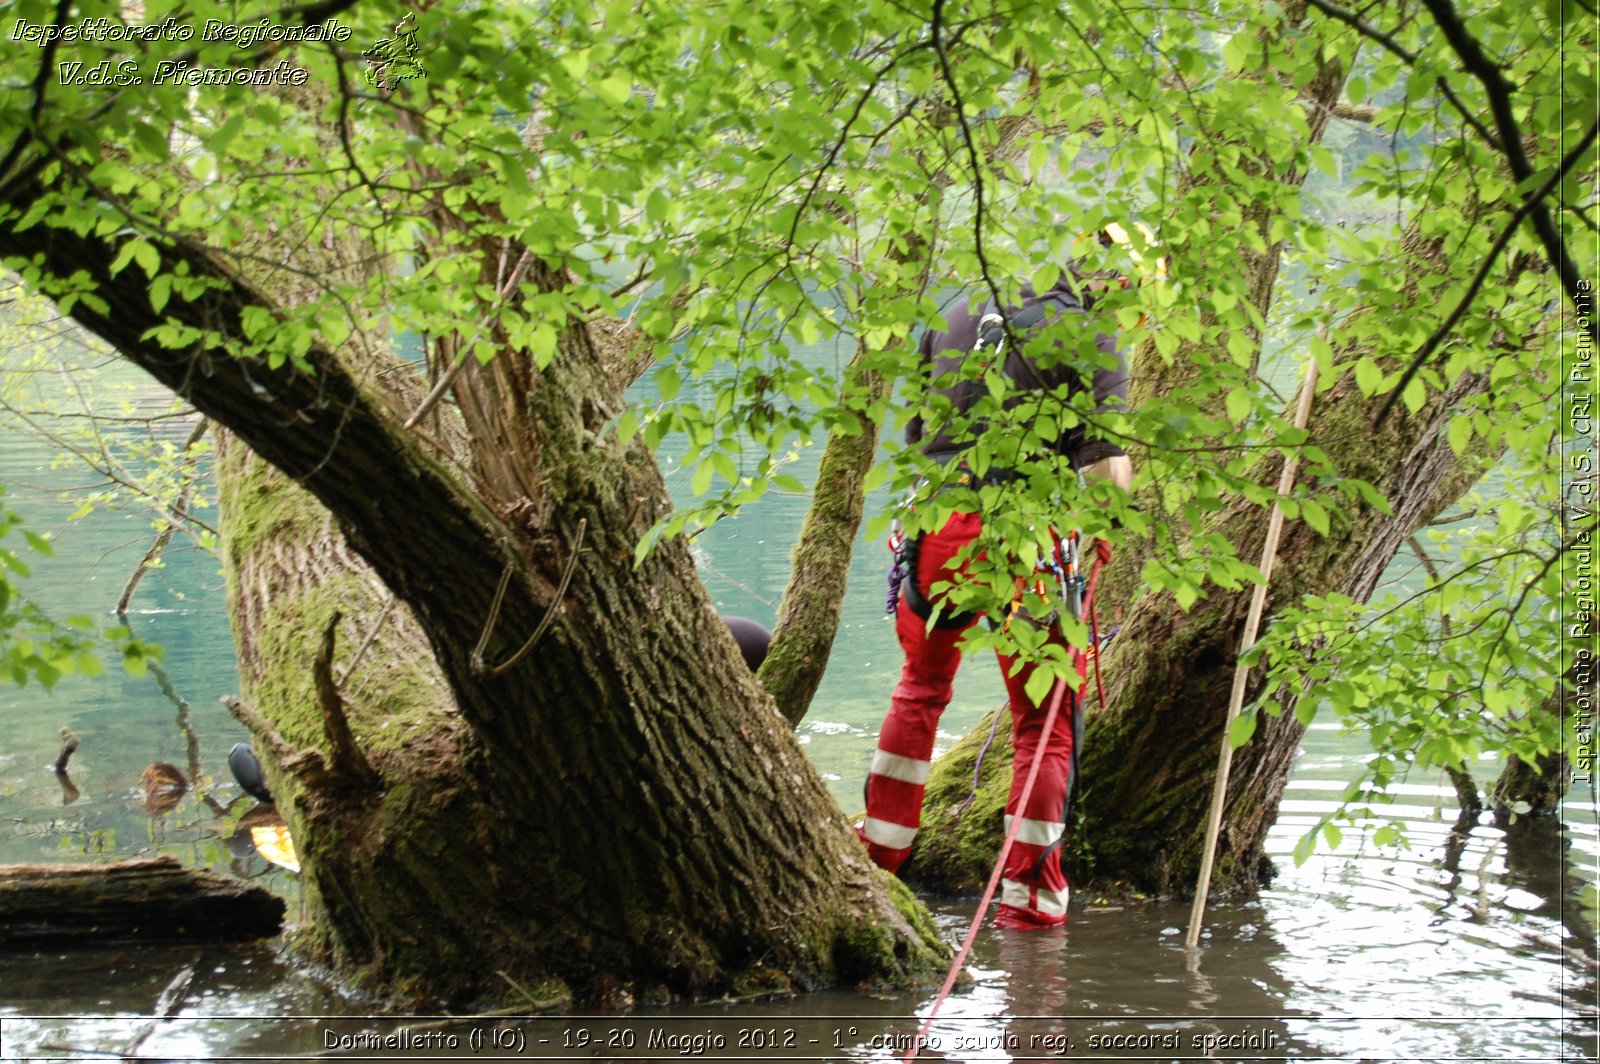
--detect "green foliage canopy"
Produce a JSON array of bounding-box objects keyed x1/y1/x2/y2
[{"x1": 0, "y1": 0, "x2": 1591, "y2": 857}]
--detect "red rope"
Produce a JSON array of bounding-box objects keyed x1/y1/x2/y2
[
  {"x1": 902, "y1": 548, "x2": 1109, "y2": 1062},
  {"x1": 902, "y1": 673, "x2": 1070, "y2": 1063},
  {"x1": 1086, "y1": 552, "x2": 1108, "y2": 709}
]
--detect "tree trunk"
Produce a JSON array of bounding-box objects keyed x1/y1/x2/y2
[
  {"x1": 1492, "y1": 751, "x2": 1570, "y2": 822},
  {"x1": 0, "y1": 857, "x2": 283, "y2": 945},
  {"x1": 760, "y1": 346, "x2": 895, "y2": 726},
  {"x1": 0, "y1": 169, "x2": 943, "y2": 1005},
  {"x1": 1092, "y1": 2, "x2": 1356, "y2": 622}
]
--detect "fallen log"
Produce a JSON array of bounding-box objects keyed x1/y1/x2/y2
[{"x1": 0, "y1": 856, "x2": 284, "y2": 946}]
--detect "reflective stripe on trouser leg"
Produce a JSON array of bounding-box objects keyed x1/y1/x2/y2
[
  {"x1": 1001, "y1": 877, "x2": 1071, "y2": 917},
  {"x1": 994, "y1": 637, "x2": 1083, "y2": 923},
  {"x1": 862, "y1": 512, "x2": 982, "y2": 874},
  {"x1": 1004, "y1": 813, "x2": 1065, "y2": 848}
]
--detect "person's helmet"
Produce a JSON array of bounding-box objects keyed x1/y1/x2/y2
[
  {"x1": 1067, "y1": 221, "x2": 1166, "y2": 326},
  {"x1": 1098, "y1": 221, "x2": 1167, "y2": 286}
]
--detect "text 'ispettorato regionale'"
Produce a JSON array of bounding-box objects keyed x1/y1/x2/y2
[{"x1": 10, "y1": 17, "x2": 353, "y2": 87}]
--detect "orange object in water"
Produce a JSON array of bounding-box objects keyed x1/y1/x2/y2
[{"x1": 137, "y1": 762, "x2": 187, "y2": 815}]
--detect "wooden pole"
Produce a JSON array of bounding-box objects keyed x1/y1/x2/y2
[{"x1": 1185, "y1": 353, "x2": 1320, "y2": 948}]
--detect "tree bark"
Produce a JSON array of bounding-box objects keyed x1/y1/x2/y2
[{"x1": 0, "y1": 857, "x2": 283, "y2": 945}]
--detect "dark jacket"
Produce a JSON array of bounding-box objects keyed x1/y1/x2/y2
[{"x1": 906, "y1": 276, "x2": 1128, "y2": 470}]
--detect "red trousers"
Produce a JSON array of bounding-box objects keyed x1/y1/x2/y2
[{"x1": 862, "y1": 511, "x2": 1087, "y2": 928}]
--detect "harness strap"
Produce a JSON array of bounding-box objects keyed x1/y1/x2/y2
[{"x1": 898, "y1": 532, "x2": 980, "y2": 630}]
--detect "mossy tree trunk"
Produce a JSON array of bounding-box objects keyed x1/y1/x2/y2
[
  {"x1": 0, "y1": 168, "x2": 943, "y2": 1004},
  {"x1": 758, "y1": 342, "x2": 896, "y2": 726}
]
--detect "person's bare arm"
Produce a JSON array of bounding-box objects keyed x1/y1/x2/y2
[{"x1": 1082, "y1": 454, "x2": 1132, "y2": 491}]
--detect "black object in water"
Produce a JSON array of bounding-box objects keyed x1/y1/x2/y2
[{"x1": 229, "y1": 742, "x2": 272, "y2": 804}]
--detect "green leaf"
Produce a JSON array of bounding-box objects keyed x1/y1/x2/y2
[
  {"x1": 22, "y1": 531, "x2": 53, "y2": 557},
  {"x1": 109, "y1": 241, "x2": 139, "y2": 278},
  {"x1": 560, "y1": 49, "x2": 591, "y2": 80},
  {"x1": 1292, "y1": 829, "x2": 1317, "y2": 867},
  {"x1": 595, "y1": 75, "x2": 633, "y2": 106},
  {"x1": 646, "y1": 187, "x2": 670, "y2": 223},
  {"x1": 123, "y1": 645, "x2": 148, "y2": 677},
  {"x1": 1024, "y1": 666, "x2": 1057, "y2": 708},
  {"x1": 1173, "y1": 581, "x2": 1200, "y2": 611},
  {"x1": 1226, "y1": 388, "x2": 1252, "y2": 422},
  {"x1": 1354, "y1": 358, "x2": 1383, "y2": 395},
  {"x1": 529, "y1": 323, "x2": 559, "y2": 367},
  {"x1": 1301, "y1": 499, "x2": 1330, "y2": 536},
  {"x1": 656, "y1": 366, "x2": 681, "y2": 401},
  {"x1": 1228, "y1": 711, "x2": 1258, "y2": 749},
  {"x1": 130, "y1": 121, "x2": 170, "y2": 161},
  {"x1": 132, "y1": 241, "x2": 160, "y2": 280},
  {"x1": 148, "y1": 274, "x2": 173, "y2": 314},
  {"x1": 1400, "y1": 376, "x2": 1426, "y2": 414},
  {"x1": 209, "y1": 113, "x2": 248, "y2": 157}
]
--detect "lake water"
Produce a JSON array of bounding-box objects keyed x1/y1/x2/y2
[{"x1": 0, "y1": 353, "x2": 1595, "y2": 1062}]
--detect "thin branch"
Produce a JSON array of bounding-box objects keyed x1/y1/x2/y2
[
  {"x1": 929, "y1": 0, "x2": 1006, "y2": 329},
  {"x1": 115, "y1": 418, "x2": 211, "y2": 614},
  {"x1": 0, "y1": 400, "x2": 220, "y2": 537},
  {"x1": 1302, "y1": 0, "x2": 1501, "y2": 150},
  {"x1": 122, "y1": 955, "x2": 201, "y2": 1057},
  {"x1": 1331, "y1": 102, "x2": 1377, "y2": 123},
  {"x1": 1418, "y1": 0, "x2": 1595, "y2": 342},
  {"x1": 1479, "y1": 523, "x2": 1594, "y2": 681},
  {"x1": 221, "y1": 697, "x2": 300, "y2": 773},
  {"x1": 403, "y1": 247, "x2": 535, "y2": 430},
  {"x1": 784, "y1": 41, "x2": 927, "y2": 255},
  {"x1": 0, "y1": 0, "x2": 72, "y2": 191},
  {"x1": 471, "y1": 518, "x2": 588, "y2": 680},
  {"x1": 1375, "y1": 116, "x2": 1600, "y2": 426},
  {"x1": 313, "y1": 611, "x2": 379, "y2": 790},
  {"x1": 336, "y1": 595, "x2": 399, "y2": 684}
]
